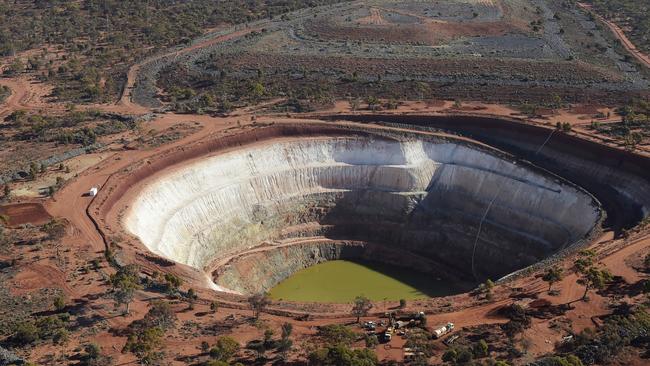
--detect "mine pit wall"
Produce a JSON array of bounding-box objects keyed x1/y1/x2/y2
[
  {"x1": 328, "y1": 114, "x2": 650, "y2": 233},
  {"x1": 121, "y1": 126, "x2": 601, "y2": 290}
]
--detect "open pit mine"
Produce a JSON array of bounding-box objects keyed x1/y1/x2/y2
[{"x1": 112, "y1": 124, "x2": 605, "y2": 301}]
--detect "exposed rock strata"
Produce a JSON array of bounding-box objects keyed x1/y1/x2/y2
[{"x1": 125, "y1": 135, "x2": 600, "y2": 293}]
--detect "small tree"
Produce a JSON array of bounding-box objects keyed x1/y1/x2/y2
[
  {"x1": 574, "y1": 249, "x2": 612, "y2": 301},
  {"x1": 210, "y1": 301, "x2": 218, "y2": 314},
  {"x1": 542, "y1": 266, "x2": 564, "y2": 292},
  {"x1": 574, "y1": 250, "x2": 595, "y2": 272},
  {"x1": 278, "y1": 322, "x2": 294, "y2": 358},
  {"x1": 122, "y1": 326, "x2": 165, "y2": 364},
  {"x1": 281, "y1": 322, "x2": 293, "y2": 340},
  {"x1": 399, "y1": 299, "x2": 407, "y2": 309},
  {"x1": 263, "y1": 329, "x2": 275, "y2": 349},
  {"x1": 351, "y1": 295, "x2": 373, "y2": 323},
  {"x1": 577, "y1": 266, "x2": 613, "y2": 301},
  {"x1": 143, "y1": 300, "x2": 177, "y2": 330},
  {"x1": 248, "y1": 293, "x2": 271, "y2": 319},
  {"x1": 110, "y1": 264, "x2": 141, "y2": 315},
  {"x1": 3, "y1": 185, "x2": 10, "y2": 199}
]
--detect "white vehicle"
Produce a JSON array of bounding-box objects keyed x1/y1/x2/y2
[{"x1": 432, "y1": 322, "x2": 455, "y2": 339}]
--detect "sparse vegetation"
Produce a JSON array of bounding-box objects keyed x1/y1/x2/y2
[
  {"x1": 585, "y1": 0, "x2": 650, "y2": 53},
  {"x1": 316, "y1": 324, "x2": 359, "y2": 346},
  {"x1": 0, "y1": 0, "x2": 347, "y2": 103},
  {"x1": 209, "y1": 336, "x2": 240, "y2": 362},
  {"x1": 78, "y1": 343, "x2": 112, "y2": 366},
  {"x1": 0, "y1": 85, "x2": 10, "y2": 103},
  {"x1": 248, "y1": 293, "x2": 271, "y2": 319},
  {"x1": 110, "y1": 264, "x2": 142, "y2": 315},
  {"x1": 308, "y1": 344, "x2": 378, "y2": 366},
  {"x1": 542, "y1": 266, "x2": 564, "y2": 292},
  {"x1": 122, "y1": 300, "x2": 177, "y2": 363},
  {"x1": 574, "y1": 250, "x2": 613, "y2": 301},
  {"x1": 552, "y1": 306, "x2": 650, "y2": 364},
  {"x1": 41, "y1": 218, "x2": 66, "y2": 241}
]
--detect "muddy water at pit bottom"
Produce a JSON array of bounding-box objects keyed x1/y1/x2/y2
[{"x1": 269, "y1": 260, "x2": 475, "y2": 303}]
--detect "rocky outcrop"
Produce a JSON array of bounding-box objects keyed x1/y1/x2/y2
[{"x1": 0, "y1": 346, "x2": 23, "y2": 366}]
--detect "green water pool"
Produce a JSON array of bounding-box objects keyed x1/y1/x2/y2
[{"x1": 269, "y1": 260, "x2": 474, "y2": 303}]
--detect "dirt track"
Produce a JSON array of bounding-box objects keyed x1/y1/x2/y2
[{"x1": 577, "y1": 2, "x2": 650, "y2": 69}]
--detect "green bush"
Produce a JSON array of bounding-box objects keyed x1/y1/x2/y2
[
  {"x1": 472, "y1": 339, "x2": 489, "y2": 358},
  {"x1": 317, "y1": 324, "x2": 359, "y2": 346},
  {"x1": 308, "y1": 344, "x2": 377, "y2": 366},
  {"x1": 442, "y1": 349, "x2": 457, "y2": 363},
  {"x1": 12, "y1": 322, "x2": 39, "y2": 345},
  {"x1": 209, "y1": 336, "x2": 240, "y2": 361}
]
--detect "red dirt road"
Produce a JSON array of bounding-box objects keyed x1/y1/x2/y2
[{"x1": 578, "y1": 2, "x2": 650, "y2": 69}]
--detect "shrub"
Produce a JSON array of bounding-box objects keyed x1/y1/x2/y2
[
  {"x1": 209, "y1": 336, "x2": 240, "y2": 361},
  {"x1": 76, "y1": 344, "x2": 114, "y2": 366},
  {"x1": 13, "y1": 322, "x2": 39, "y2": 345},
  {"x1": 456, "y1": 348, "x2": 473, "y2": 363},
  {"x1": 53, "y1": 294, "x2": 66, "y2": 311},
  {"x1": 365, "y1": 334, "x2": 379, "y2": 348},
  {"x1": 442, "y1": 349, "x2": 457, "y2": 363},
  {"x1": 122, "y1": 326, "x2": 165, "y2": 364},
  {"x1": 163, "y1": 273, "x2": 183, "y2": 293},
  {"x1": 53, "y1": 328, "x2": 69, "y2": 345},
  {"x1": 142, "y1": 300, "x2": 177, "y2": 330},
  {"x1": 201, "y1": 341, "x2": 210, "y2": 353},
  {"x1": 317, "y1": 324, "x2": 359, "y2": 346},
  {"x1": 473, "y1": 339, "x2": 489, "y2": 358},
  {"x1": 308, "y1": 344, "x2": 377, "y2": 366}
]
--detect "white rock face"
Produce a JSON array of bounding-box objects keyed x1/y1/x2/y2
[{"x1": 125, "y1": 137, "x2": 599, "y2": 283}]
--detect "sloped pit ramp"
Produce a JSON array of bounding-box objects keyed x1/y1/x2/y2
[{"x1": 124, "y1": 132, "x2": 601, "y2": 296}]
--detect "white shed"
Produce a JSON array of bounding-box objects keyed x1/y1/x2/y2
[{"x1": 89, "y1": 187, "x2": 98, "y2": 197}]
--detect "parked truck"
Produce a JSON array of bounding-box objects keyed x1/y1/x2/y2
[{"x1": 432, "y1": 322, "x2": 454, "y2": 339}]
